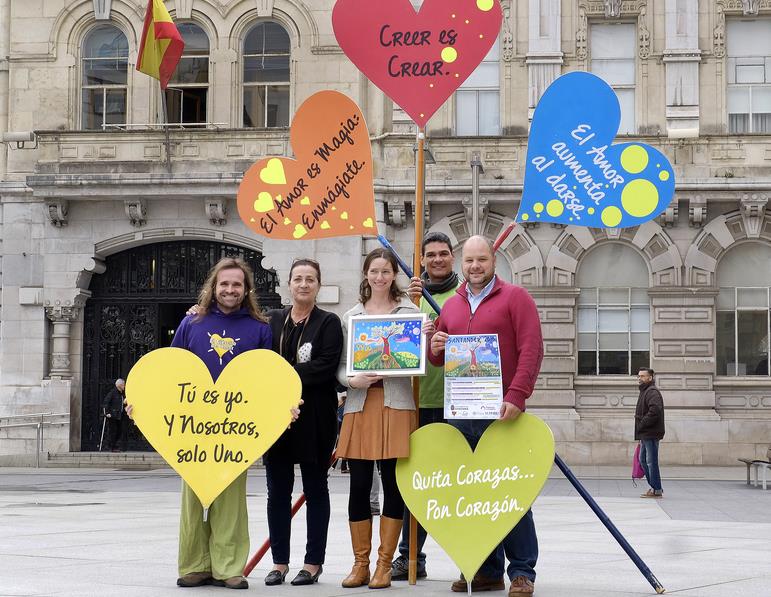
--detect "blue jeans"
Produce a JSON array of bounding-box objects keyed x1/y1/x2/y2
[
  {"x1": 451, "y1": 419, "x2": 538, "y2": 582},
  {"x1": 398, "y1": 407, "x2": 445, "y2": 565},
  {"x1": 639, "y1": 439, "x2": 662, "y2": 492}
]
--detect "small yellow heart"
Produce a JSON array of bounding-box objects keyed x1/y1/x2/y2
[
  {"x1": 253, "y1": 192, "x2": 275, "y2": 213},
  {"x1": 259, "y1": 158, "x2": 286, "y2": 185},
  {"x1": 363, "y1": 218, "x2": 374, "y2": 228},
  {"x1": 283, "y1": 217, "x2": 292, "y2": 225},
  {"x1": 300, "y1": 196, "x2": 311, "y2": 206},
  {"x1": 341, "y1": 211, "x2": 349, "y2": 220},
  {"x1": 209, "y1": 334, "x2": 236, "y2": 359},
  {"x1": 321, "y1": 221, "x2": 331, "y2": 230},
  {"x1": 293, "y1": 224, "x2": 308, "y2": 239},
  {"x1": 332, "y1": 206, "x2": 337, "y2": 211}
]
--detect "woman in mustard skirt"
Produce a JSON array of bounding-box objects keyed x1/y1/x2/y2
[{"x1": 336, "y1": 248, "x2": 420, "y2": 589}]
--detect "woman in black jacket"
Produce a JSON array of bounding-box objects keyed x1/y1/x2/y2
[{"x1": 263, "y1": 259, "x2": 343, "y2": 586}]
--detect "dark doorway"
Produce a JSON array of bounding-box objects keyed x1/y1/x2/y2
[
  {"x1": 81, "y1": 240, "x2": 280, "y2": 451},
  {"x1": 159, "y1": 303, "x2": 190, "y2": 348}
]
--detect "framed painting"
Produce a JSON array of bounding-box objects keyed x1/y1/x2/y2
[{"x1": 346, "y1": 313, "x2": 428, "y2": 377}]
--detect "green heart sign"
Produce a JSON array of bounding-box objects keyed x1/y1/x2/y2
[{"x1": 396, "y1": 415, "x2": 555, "y2": 581}]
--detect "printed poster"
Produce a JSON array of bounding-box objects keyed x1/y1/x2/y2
[{"x1": 444, "y1": 334, "x2": 502, "y2": 419}]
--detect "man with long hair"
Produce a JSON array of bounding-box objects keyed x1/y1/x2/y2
[{"x1": 172, "y1": 257, "x2": 272, "y2": 590}]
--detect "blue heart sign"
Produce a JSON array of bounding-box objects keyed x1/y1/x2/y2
[{"x1": 518, "y1": 72, "x2": 675, "y2": 228}]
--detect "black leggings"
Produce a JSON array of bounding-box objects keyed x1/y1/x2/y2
[{"x1": 347, "y1": 458, "x2": 404, "y2": 522}]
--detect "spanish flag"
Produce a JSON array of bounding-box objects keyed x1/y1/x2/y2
[{"x1": 136, "y1": 0, "x2": 184, "y2": 90}]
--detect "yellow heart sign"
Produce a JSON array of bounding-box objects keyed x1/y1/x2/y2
[
  {"x1": 125, "y1": 348, "x2": 301, "y2": 509},
  {"x1": 396, "y1": 416, "x2": 555, "y2": 581}
]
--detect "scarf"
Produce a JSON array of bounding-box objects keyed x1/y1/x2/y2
[{"x1": 422, "y1": 270, "x2": 459, "y2": 295}]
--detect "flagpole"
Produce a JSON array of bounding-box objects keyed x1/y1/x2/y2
[
  {"x1": 408, "y1": 127, "x2": 426, "y2": 585},
  {"x1": 160, "y1": 84, "x2": 172, "y2": 174}
]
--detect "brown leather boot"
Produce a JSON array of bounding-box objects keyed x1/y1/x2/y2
[
  {"x1": 342, "y1": 519, "x2": 372, "y2": 588},
  {"x1": 368, "y1": 516, "x2": 402, "y2": 589}
]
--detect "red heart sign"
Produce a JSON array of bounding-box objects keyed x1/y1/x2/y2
[
  {"x1": 236, "y1": 91, "x2": 376, "y2": 240},
  {"x1": 333, "y1": 0, "x2": 502, "y2": 129}
]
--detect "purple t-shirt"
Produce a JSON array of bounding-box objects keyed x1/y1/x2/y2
[{"x1": 171, "y1": 306, "x2": 272, "y2": 381}]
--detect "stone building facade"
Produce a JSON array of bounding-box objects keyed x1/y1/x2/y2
[{"x1": 1, "y1": 0, "x2": 769, "y2": 465}]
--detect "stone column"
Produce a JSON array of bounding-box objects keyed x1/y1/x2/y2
[
  {"x1": 44, "y1": 305, "x2": 80, "y2": 379},
  {"x1": 663, "y1": 0, "x2": 701, "y2": 136}
]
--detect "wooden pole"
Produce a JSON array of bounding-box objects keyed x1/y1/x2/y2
[{"x1": 408, "y1": 128, "x2": 426, "y2": 585}]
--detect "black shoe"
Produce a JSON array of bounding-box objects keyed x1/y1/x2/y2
[
  {"x1": 264, "y1": 568, "x2": 289, "y2": 586},
  {"x1": 391, "y1": 555, "x2": 427, "y2": 581},
  {"x1": 290, "y1": 565, "x2": 323, "y2": 585}
]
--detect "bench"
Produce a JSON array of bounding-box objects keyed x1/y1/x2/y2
[{"x1": 738, "y1": 458, "x2": 771, "y2": 490}]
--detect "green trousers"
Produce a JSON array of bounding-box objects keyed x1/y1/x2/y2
[{"x1": 178, "y1": 472, "x2": 249, "y2": 580}]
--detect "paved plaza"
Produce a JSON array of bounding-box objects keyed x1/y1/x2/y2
[{"x1": 1, "y1": 465, "x2": 769, "y2": 597}]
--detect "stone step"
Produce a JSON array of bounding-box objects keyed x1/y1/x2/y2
[{"x1": 46, "y1": 451, "x2": 170, "y2": 470}]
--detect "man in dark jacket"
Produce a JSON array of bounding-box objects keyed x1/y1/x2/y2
[
  {"x1": 635, "y1": 368, "x2": 665, "y2": 498},
  {"x1": 101, "y1": 378, "x2": 126, "y2": 452}
]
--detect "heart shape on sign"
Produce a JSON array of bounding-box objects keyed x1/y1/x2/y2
[
  {"x1": 125, "y1": 348, "x2": 301, "y2": 508},
  {"x1": 396, "y1": 416, "x2": 554, "y2": 581},
  {"x1": 519, "y1": 71, "x2": 675, "y2": 229},
  {"x1": 237, "y1": 90, "x2": 376, "y2": 240},
  {"x1": 333, "y1": 0, "x2": 503, "y2": 128}
]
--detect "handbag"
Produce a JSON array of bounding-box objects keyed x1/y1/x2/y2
[{"x1": 632, "y1": 442, "x2": 645, "y2": 486}]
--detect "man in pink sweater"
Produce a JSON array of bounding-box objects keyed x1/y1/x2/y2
[{"x1": 429, "y1": 236, "x2": 544, "y2": 597}]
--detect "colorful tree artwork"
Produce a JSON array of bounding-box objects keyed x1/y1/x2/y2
[{"x1": 348, "y1": 315, "x2": 426, "y2": 375}]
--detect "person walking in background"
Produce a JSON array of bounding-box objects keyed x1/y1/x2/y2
[
  {"x1": 262, "y1": 259, "x2": 343, "y2": 587},
  {"x1": 392, "y1": 232, "x2": 461, "y2": 581},
  {"x1": 336, "y1": 248, "x2": 420, "y2": 590},
  {"x1": 635, "y1": 368, "x2": 665, "y2": 498},
  {"x1": 101, "y1": 379, "x2": 126, "y2": 452},
  {"x1": 429, "y1": 236, "x2": 543, "y2": 597}
]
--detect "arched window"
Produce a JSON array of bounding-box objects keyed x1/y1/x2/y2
[
  {"x1": 165, "y1": 23, "x2": 209, "y2": 125},
  {"x1": 716, "y1": 243, "x2": 771, "y2": 376},
  {"x1": 576, "y1": 244, "x2": 650, "y2": 375},
  {"x1": 81, "y1": 24, "x2": 129, "y2": 130},
  {"x1": 243, "y1": 22, "x2": 290, "y2": 128}
]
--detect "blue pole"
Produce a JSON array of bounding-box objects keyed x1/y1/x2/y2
[
  {"x1": 554, "y1": 455, "x2": 665, "y2": 593},
  {"x1": 377, "y1": 234, "x2": 666, "y2": 595},
  {"x1": 377, "y1": 235, "x2": 442, "y2": 314}
]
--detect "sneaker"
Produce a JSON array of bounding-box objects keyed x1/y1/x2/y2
[
  {"x1": 212, "y1": 576, "x2": 249, "y2": 589},
  {"x1": 451, "y1": 573, "x2": 505, "y2": 592},
  {"x1": 391, "y1": 554, "x2": 427, "y2": 581},
  {"x1": 176, "y1": 572, "x2": 213, "y2": 587},
  {"x1": 508, "y1": 576, "x2": 534, "y2": 596}
]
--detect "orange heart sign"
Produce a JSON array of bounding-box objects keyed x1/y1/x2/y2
[{"x1": 237, "y1": 91, "x2": 376, "y2": 240}]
